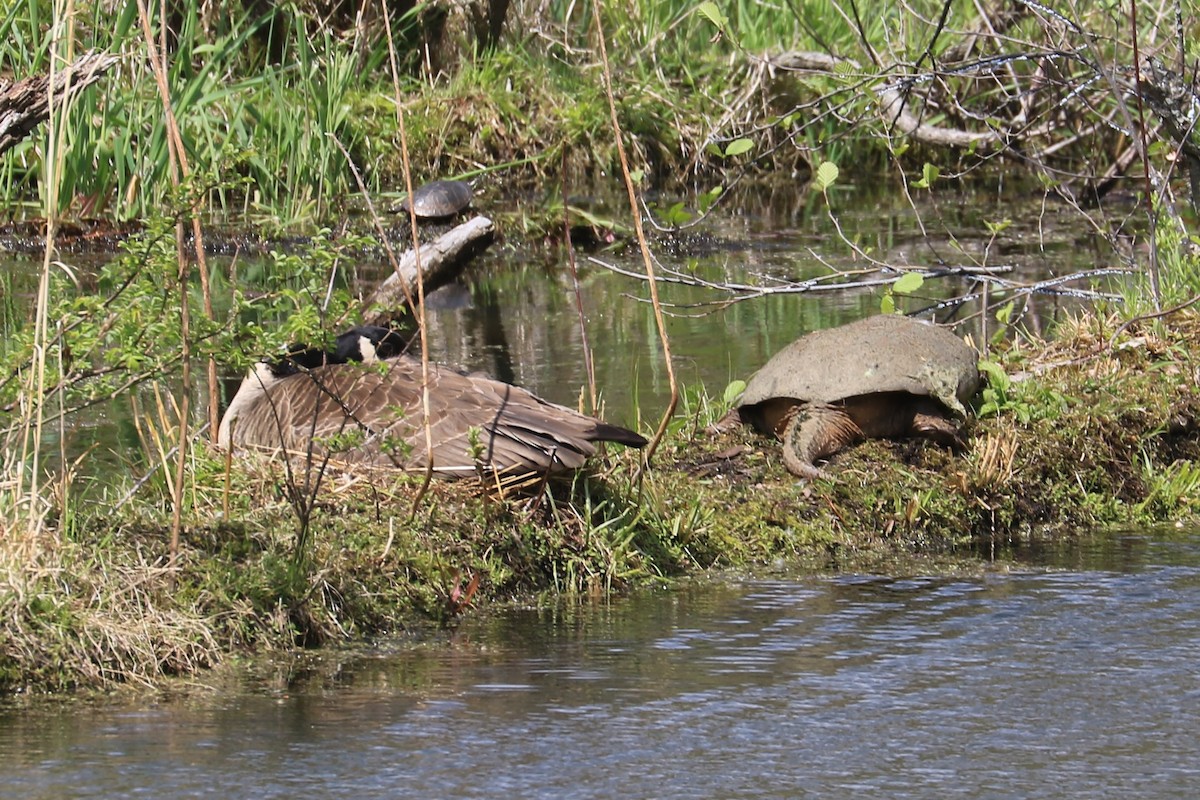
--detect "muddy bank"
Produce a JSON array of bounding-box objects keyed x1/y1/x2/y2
[{"x1": 3, "y1": 311, "x2": 1199, "y2": 695}]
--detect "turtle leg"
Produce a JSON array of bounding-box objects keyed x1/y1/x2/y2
[
  {"x1": 910, "y1": 398, "x2": 967, "y2": 451},
  {"x1": 707, "y1": 406, "x2": 744, "y2": 435},
  {"x1": 780, "y1": 403, "x2": 865, "y2": 479}
]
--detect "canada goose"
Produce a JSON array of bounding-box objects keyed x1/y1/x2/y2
[{"x1": 218, "y1": 326, "x2": 648, "y2": 478}]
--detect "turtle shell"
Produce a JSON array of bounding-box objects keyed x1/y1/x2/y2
[
  {"x1": 739, "y1": 315, "x2": 980, "y2": 417},
  {"x1": 400, "y1": 180, "x2": 473, "y2": 220}
]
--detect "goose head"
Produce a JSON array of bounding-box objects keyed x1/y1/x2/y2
[{"x1": 271, "y1": 325, "x2": 408, "y2": 375}]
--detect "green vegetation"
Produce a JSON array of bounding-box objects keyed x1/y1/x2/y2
[
  {"x1": 5, "y1": 309, "x2": 1200, "y2": 693},
  {"x1": 2, "y1": 0, "x2": 1199, "y2": 693},
  {"x1": 2, "y1": 1, "x2": 1189, "y2": 222}
]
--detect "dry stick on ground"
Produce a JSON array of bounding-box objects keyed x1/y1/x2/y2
[
  {"x1": 590, "y1": 254, "x2": 1123, "y2": 313},
  {"x1": 360, "y1": 217, "x2": 496, "y2": 325},
  {"x1": 591, "y1": 0, "x2": 678, "y2": 466},
  {"x1": 767, "y1": 51, "x2": 1002, "y2": 152}
]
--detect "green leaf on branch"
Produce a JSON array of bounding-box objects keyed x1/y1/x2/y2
[
  {"x1": 698, "y1": 185, "x2": 723, "y2": 214},
  {"x1": 893, "y1": 272, "x2": 925, "y2": 295},
  {"x1": 913, "y1": 162, "x2": 940, "y2": 189},
  {"x1": 724, "y1": 138, "x2": 753, "y2": 158},
  {"x1": 696, "y1": 2, "x2": 729, "y2": 30},
  {"x1": 813, "y1": 161, "x2": 839, "y2": 192}
]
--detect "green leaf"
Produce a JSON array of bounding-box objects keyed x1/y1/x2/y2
[
  {"x1": 661, "y1": 201, "x2": 692, "y2": 226},
  {"x1": 994, "y1": 300, "x2": 1015, "y2": 326},
  {"x1": 880, "y1": 293, "x2": 896, "y2": 314},
  {"x1": 893, "y1": 272, "x2": 925, "y2": 294},
  {"x1": 696, "y1": 1, "x2": 729, "y2": 30},
  {"x1": 813, "y1": 161, "x2": 839, "y2": 191},
  {"x1": 724, "y1": 138, "x2": 754, "y2": 158},
  {"x1": 698, "y1": 185, "x2": 723, "y2": 214},
  {"x1": 977, "y1": 359, "x2": 1010, "y2": 391},
  {"x1": 913, "y1": 162, "x2": 940, "y2": 189},
  {"x1": 723, "y1": 379, "x2": 747, "y2": 406}
]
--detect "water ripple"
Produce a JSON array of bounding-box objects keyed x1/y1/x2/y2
[{"x1": 5, "y1": 533, "x2": 1200, "y2": 798}]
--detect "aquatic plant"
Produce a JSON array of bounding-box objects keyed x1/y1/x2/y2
[{"x1": 3, "y1": 0, "x2": 1200, "y2": 698}]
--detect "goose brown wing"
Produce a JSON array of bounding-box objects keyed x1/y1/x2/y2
[
  {"x1": 426, "y1": 372, "x2": 594, "y2": 473},
  {"x1": 232, "y1": 354, "x2": 645, "y2": 477},
  {"x1": 386, "y1": 359, "x2": 605, "y2": 475}
]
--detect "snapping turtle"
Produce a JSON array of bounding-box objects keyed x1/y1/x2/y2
[
  {"x1": 400, "y1": 179, "x2": 473, "y2": 221},
  {"x1": 717, "y1": 315, "x2": 981, "y2": 479}
]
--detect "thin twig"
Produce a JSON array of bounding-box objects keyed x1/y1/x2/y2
[{"x1": 561, "y1": 148, "x2": 597, "y2": 414}]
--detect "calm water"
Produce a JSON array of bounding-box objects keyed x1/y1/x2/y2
[
  {"x1": 5, "y1": 529, "x2": 1200, "y2": 798},
  {"x1": 2, "y1": 178, "x2": 1108, "y2": 442}
]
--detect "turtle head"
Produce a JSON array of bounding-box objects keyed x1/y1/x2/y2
[{"x1": 917, "y1": 360, "x2": 978, "y2": 418}]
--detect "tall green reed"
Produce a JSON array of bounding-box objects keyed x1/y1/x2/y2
[{"x1": 0, "y1": 0, "x2": 389, "y2": 225}]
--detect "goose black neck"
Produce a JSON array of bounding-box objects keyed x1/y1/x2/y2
[{"x1": 268, "y1": 326, "x2": 408, "y2": 377}]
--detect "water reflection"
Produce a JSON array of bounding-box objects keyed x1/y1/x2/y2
[
  {"x1": 4, "y1": 178, "x2": 1104, "y2": 434},
  {"x1": 5, "y1": 530, "x2": 1200, "y2": 799}
]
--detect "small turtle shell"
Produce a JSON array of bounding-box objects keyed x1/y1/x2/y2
[
  {"x1": 738, "y1": 315, "x2": 980, "y2": 418},
  {"x1": 400, "y1": 180, "x2": 473, "y2": 220}
]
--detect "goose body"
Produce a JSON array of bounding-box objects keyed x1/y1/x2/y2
[{"x1": 218, "y1": 327, "x2": 647, "y2": 478}]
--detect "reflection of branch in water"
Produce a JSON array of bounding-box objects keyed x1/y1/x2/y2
[{"x1": 588, "y1": 255, "x2": 1128, "y2": 316}]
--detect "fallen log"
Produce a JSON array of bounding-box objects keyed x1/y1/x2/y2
[
  {"x1": 0, "y1": 51, "x2": 121, "y2": 156},
  {"x1": 363, "y1": 215, "x2": 496, "y2": 325},
  {"x1": 766, "y1": 51, "x2": 1000, "y2": 153}
]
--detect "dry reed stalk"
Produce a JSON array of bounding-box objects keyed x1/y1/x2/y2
[
  {"x1": 975, "y1": 429, "x2": 1018, "y2": 490},
  {"x1": 134, "y1": 0, "x2": 218, "y2": 562},
  {"x1": 380, "y1": 0, "x2": 437, "y2": 518},
  {"x1": 12, "y1": 0, "x2": 80, "y2": 549},
  {"x1": 589, "y1": 0, "x2": 678, "y2": 466},
  {"x1": 561, "y1": 148, "x2": 598, "y2": 415}
]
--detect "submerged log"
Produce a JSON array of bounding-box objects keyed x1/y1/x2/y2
[
  {"x1": 363, "y1": 215, "x2": 495, "y2": 325},
  {"x1": 0, "y1": 51, "x2": 121, "y2": 156}
]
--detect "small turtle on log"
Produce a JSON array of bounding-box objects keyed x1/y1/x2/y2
[
  {"x1": 714, "y1": 315, "x2": 981, "y2": 479},
  {"x1": 399, "y1": 179, "x2": 473, "y2": 221}
]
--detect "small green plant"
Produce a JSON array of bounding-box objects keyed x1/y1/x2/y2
[
  {"x1": 911, "y1": 162, "x2": 940, "y2": 190},
  {"x1": 976, "y1": 360, "x2": 1033, "y2": 424},
  {"x1": 467, "y1": 425, "x2": 485, "y2": 466},
  {"x1": 723, "y1": 379, "x2": 746, "y2": 406},
  {"x1": 812, "y1": 161, "x2": 839, "y2": 193},
  {"x1": 1136, "y1": 457, "x2": 1200, "y2": 518}
]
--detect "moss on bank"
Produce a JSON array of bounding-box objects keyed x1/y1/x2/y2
[{"x1": 3, "y1": 311, "x2": 1200, "y2": 694}]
